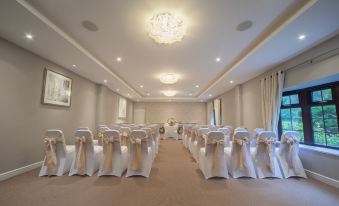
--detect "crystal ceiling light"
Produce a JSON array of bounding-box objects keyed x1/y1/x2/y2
[
  {"x1": 160, "y1": 73, "x2": 178, "y2": 84},
  {"x1": 162, "y1": 90, "x2": 177, "y2": 97},
  {"x1": 147, "y1": 11, "x2": 186, "y2": 44}
]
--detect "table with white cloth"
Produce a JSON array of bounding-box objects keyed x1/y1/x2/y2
[{"x1": 164, "y1": 123, "x2": 178, "y2": 139}]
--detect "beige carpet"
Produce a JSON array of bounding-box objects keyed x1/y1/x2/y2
[{"x1": 0, "y1": 141, "x2": 338, "y2": 206}]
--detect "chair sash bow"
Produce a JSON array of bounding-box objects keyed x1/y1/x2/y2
[
  {"x1": 235, "y1": 137, "x2": 250, "y2": 170},
  {"x1": 120, "y1": 132, "x2": 129, "y2": 146},
  {"x1": 258, "y1": 137, "x2": 275, "y2": 172},
  {"x1": 74, "y1": 136, "x2": 88, "y2": 175},
  {"x1": 44, "y1": 135, "x2": 65, "y2": 175},
  {"x1": 130, "y1": 136, "x2": 147, "y2": 171},
  {"x1": 284, "y1": 136, "x2": 300, "y2": 173},
  {"x1": 206, "y1": 138, "x2": 224, "y2": 175}
]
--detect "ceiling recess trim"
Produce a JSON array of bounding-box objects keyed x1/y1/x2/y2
[
  {"x1": 198, "y1": 0, "x2": 318, "y2": 98},
  {"x1": 16, "y1": 0, "x2": 142, "y2": 98}
]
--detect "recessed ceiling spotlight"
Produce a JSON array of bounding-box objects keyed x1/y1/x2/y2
[
  {"x1": 116, "y1": 88, "x2": 120, "y2": 92},
  {"x1": 216, "y1": 57, "x2": 221, "y2": 62},
  {"x1": 195, "y1": 85, "x2": 200, "y2": 88},
  {"x1": 189, "y1": 93, "x2": 193, "y2": 96},
  {"x1": 82, "y1": 20, "x2": 99, "y2": 32},
  {"x1": 72, "y1": 64, "x2": 77, "y2": 68},
  {"x1": 162, "y1": 90, "x2": 177, "y2": 97},
  {"x1": 146, "y1": 92, "x2": 151, "y2": 96},
  {"x1": 160, "y1": 73, "x2": 178, "y2": 84},
  {"x1": 209, "y1": 94, "x2": 212, "y2": 97},
  {"x1": 103, "y1": 80, "x2": 107, "y2": 83},
  {"x1": 127, "y1": 93, "x2": 130, "y2": 96},
  {"x1": 298, "y1": 34, "x2": 306, "y2": 40},
  {"x1": 140, "y1": 85, "x2": 144, "y2": 88},
  {"x1": 116, "y1": 57, "x2": 122, "y2": 62},
  {"x1": 25, "y1": 33, "x2": 33, "y2": 40},
  {"x1": 230, "y1": 80, "x2": 234, "y2": 84},
  {"x1": 236, "y1": 20, "x2": 253, "y2": 32}
]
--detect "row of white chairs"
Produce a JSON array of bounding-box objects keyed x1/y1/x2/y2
[
  {"x1": 182, "y1": 125, "x2": 307, "y2": 179},
  {"x1": 39, "y1": 124, "x2": 160, "y2": 178}
]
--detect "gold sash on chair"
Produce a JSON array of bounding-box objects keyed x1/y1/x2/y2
[
  {"x1": 74, "y1": 136, "x2": 87, "y2": 175},
  {"x1": 206, "y1": 135, "x2": 224, "y2": 175},
  {"x1": 258, "y1": 137, "x2": 275, "y2": 172},
  {"x1": 120, "y1": 132, "x2": 129, "y2": 146},
  {"x1": 130, "y1": 136, "x2": 147, "y2": 171},
  {"x1": 102, "y1": 134, "x2": 114, "y2": 173},
  {"x1": 284, "y1": 136, "x2": 299, "y2": 172},
  {"x1": 235, "y1": 137, "x2": 250, "y2": 170},
  {"x1": 44, "y1": 135, "x2": 65, "y2": 175}
]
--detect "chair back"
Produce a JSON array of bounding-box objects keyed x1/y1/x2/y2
[
  {"x1": 235, "y1": 127, "x2": 248, "y2": 132},
  {"x1": 233, "y1": 131, "x2": 250, "y2": 144},
  {"x1": 280, "y1": 131, "x2": 300, "y2": 153},
  {"x1": 205, "y1": 131, "x2": 225, "y2": 154},
  {"x1": 103, "y1": 130, "x2": 122, "y2": 153},
  {"x1": 75, "y1": 130, "x2": 93, "y2": 142},
  {"x1": 77, "y1": 127, "x2": 89, "y2": 130},
  {"x1": 119, "y1": 127, "x2": 131, "y2": 136}
]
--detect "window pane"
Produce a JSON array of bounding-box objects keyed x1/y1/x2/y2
[
  {"x1": 311, "y1": 106, "x2": 323, "y2": 119},
  {"x1": 290, "y1": 94, "x2": 299, "y2": 104},
  {"x1": 322, "y1": 89, "x2": 332, "y2": 101},
  {"x1": 314, "y1": 132, "x2": 326, "y2": 146},
  {"x1": 323, "y1": 105, "x2": 337, "y2": 119},
  {"x1": 298, "y1": 131, "x2": 305, "y2": 143},
  {"x1": 324, "y1": 119, "x2": 338, "y2": 134},
  {"x1": 282, "y1": 96, "x2": 290, "y2": 106},
  {"x1": 291, "y1": 108, "x2": 302, "y2": 118},
  {"x1": 326, "y1": 133, "x2": 339, "y2": 148},
  {"x1": 282, "y1": 120, "x2": 292, "y2": 130},
  {"x1": 292, "y1": 118, "x2": 303, "y2": 131},
  {"x1": 281, "y1": 108, "x2": 291, "y2": 119},
  {"x1": 312, "y1": 118, "x2": 324, "y2": 132},
  {"x1": 312, "y1": 90, "x2": 322, "y2": 102}
]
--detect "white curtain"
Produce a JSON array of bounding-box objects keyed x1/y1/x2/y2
[
  {"x1": 214, "y1": 99, "x2": 221, "y2": 126},
  {"x1": 260, "y1": 71, "x2": 285, "y2": 136}
]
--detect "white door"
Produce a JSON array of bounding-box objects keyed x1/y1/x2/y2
[{"x1": 134, "y1": 108, "x2": 145, "y2": 124}]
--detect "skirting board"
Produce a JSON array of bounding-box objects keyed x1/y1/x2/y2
[
  {"x1": 0, "y1": 161, "x2": 43, "y2": 182},
  {"x1": 305, "y1": 169, "x2": 339, "y2": 189}
]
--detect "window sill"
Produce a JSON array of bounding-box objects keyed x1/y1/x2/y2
[{"x1": 299, "y1": 144, "x2": 339, "y2": 156}]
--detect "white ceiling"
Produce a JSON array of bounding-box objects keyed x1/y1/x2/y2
[{"x1": 0, "y1": 0, "x2": 338, "y2": 102}]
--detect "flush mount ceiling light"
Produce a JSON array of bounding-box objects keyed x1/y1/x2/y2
[
  {"x1": 298, "y1": 34, "x2": 306, "y2": 40},
  {"x1": 25, "y1": 33, "x2": 33, "y2": 40},
  {"x1": 162, "y1": 90, "x2": 177, "y2": 97},
  {"x1": 147, "y1": 11, "x2": 186, "y2": 44},
  {"x1": 160, "y1": 73, "x2": 178, "y2": 84}
]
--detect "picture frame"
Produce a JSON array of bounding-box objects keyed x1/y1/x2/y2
[
  {"x1": 42, "y1": 68, "x2": 72, "y2": 107},
  {"x1": 118, "y1": 97, "x2": 127, "y2": 118}
]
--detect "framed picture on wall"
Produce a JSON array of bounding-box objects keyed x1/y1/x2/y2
[
  {"x1": 118, "y1": 97, "x2": 127, "y2": 118},
  {"x1": 42, "y1": 68, "x2": 72, "y2": 107}
]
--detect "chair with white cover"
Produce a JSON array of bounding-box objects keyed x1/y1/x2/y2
[
  {"x1": 251, "y1": 128, "x2": 264, "y2": 147},
  {"x1": 126, "y1": 130, "x2": 153, "y2": 177},
  {"x1": 235, "y1": 127, "x2": 248, "y2": 132},
  {"x1": 78, "y1": 127, "x2": 90, "y2": 130},
  {"x1": 69, "y1": 130, "x2": 103, "y2": 176},
  {"x1": 253, "y1": 131, "x2": 283, "y2": 178},
  {"x1": 98, "y1": 130, "x2": 128, "y2": 176},
  {"x1": 199, "y1": 131, "x2": 229, "y2": 179},
  {"x1": 119, "y1": 127, "x2": 131, "y2": 146},
  {"x1": 183, "y1": 125, "x2": 192, "y2": 148},
  {"x1": 225, "y1": 131, "x2": 256, "y2": 178},
  {"x1": 39, "y1": 130, "x2": 75, "y2": 176},
  {"x1": 192, "y1": 128, "x2": 210, "y2": 162},
  {"x1": 189, "y1": 126, "x2": 199, "y2": 154},
  {"x1": 142, "y1": 127, "x2": 156, "y2": 160},
  {"x1": 277, "y1": 131, "x2": 307, "y2": 178},
  {"x1": 218, "y1": 128, "x2": 232, "y2": 147}
]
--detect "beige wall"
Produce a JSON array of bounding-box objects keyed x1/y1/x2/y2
[
  {"x1": 95, "y1": 85, "x2": 134, "y2": 125},
  {"x1": 0, "y1": 38, "x2": 98, "y2": 173},
  {"x1": 134, "y1": 102, "x2": 207, "y2": 124}
]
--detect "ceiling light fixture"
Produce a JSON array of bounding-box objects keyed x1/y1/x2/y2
[
  {"x1": 230, "y1": 80, "x2": 234, "y2": 84},
  {"x1": 146, "y1": 92, "x2": 151, "y2": 96},
  {"x1": 147, "y1": 11, "x2": 186, "y2": 44},
  {"x1": 195, "y1": 85, "x2": 199, "y2": 88},
  {"x1": 116, "y1": 57, "x2": 122, "y2": 62},
  {"x1": 140, "y1": 85, "x2": 144, "y2": 88},
  {"x1": 116, "y1": 88, "x2": 120, "y2": 92},
  {"x1": 160, "y1": 73, "x2": 178, "y2": 84},
  {"x1": 298, "y1": 34, "x2": 306, "y2": 40},
  {"x1": 189, "y1": 93, "x2": 193, "y2": 96},
  {"x1": 72, "y1": 64, "x2": 77, "y2": 68},
  {"x1": 103, "y1": 80, "x2": 107, "y2": 83},
  {"x1": 209, "y1": 94, "x2": 212, "y2": 97},
  {"x1": 216, "y1": 57, "x2": 221, "y2": 62},
  {"x1": 162, "y1": 90, "x2": 177, "y2": 97},
  {"x1": 25, "y1": 33, "x2": 33, "y2": 40}
]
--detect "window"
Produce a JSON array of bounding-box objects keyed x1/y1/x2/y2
[{"x1": 279, "y1": 81, "x2": 339, "y2": 149}]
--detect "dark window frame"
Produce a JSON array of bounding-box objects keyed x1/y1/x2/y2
[{"x1": 278, "y1": 81, "x2": 339, "y2": 150}]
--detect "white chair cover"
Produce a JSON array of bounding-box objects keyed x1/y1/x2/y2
[
  {"x1": 192, "y1": 128, "x2": 210, "y2": 162},
  {"x1": 199, "y1": 131, "x2": 229, "y2": 179},
  {"x1": 98, "y1": 130, "x2": 128, "y2": 176},
  {"x1": 218, "y1": 128, "x2": 232, "y2": 147},
  {"x1": 77, "y1": 127, "x2": 90, "y2": 130},
  {"x1": 97, "y1": 126, "x2": 110, "y2": 146},
  {"x1": 225, "y1": 131, "x2": 256, "y2": 178},
  {"x1": 253, "y1": 131, "x2": 283, "y2": 178},
  {"x1": 69, "y1": 130, "x2": 103, "y2": 176},
  {"x1": 39, "y1": 130, "x2": 75, "y2": 176},
  {"x1": 188, "y1": 126, "x2": 198, "y2": 153},
  {"x1": 183, "y1": 125, "x2": 192, "y2": 148},
  {"x1": 277, "y1": 131, "x2": 307, "y2": 178},
  {"x1": 126, "y1": 130, "x2": 153, "y2": 177}
]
